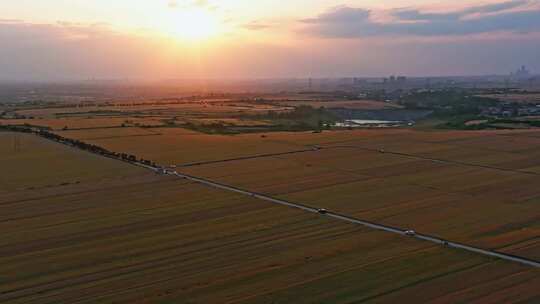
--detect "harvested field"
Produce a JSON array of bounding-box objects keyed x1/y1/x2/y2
[
  {"x1": 180, "y1": 129, "x2": 540, "y2": 260},
  {"x1": 0, "y1": 132, "x2": 146, "y2": 193},
  {"x1": 0, "y1": 117, "x2": 164, "y2": 130},
  {"x1": 55, "y1": 127, "x2": 165, "y2": 141},
  {"x1": 56, "y1": 128, "x2": 308, "y2": 166},
  {"x1": 189, "y1": 118, "x2": 272, "y2": 126},
  {"x1": 13, "y1": 101, "x2": 288, "y2": 119},
  {"x1": 1, "y1": 135, "x2": 538, "y2": 303}
]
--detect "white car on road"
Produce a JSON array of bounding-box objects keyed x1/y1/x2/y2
[{"x1": 404, "y1": 230, "x2": 416, "y2": 236}]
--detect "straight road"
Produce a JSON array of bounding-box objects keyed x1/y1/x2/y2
[
  {"x1": 16, "y1": 130, "x2": 539, "y2": 269},
  {"x1": 169, "y1": 170, "x2": 540, "y2": 268}
]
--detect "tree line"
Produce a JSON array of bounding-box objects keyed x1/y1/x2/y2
[{"x1": 0, "y1": 125, "x2": 158, "y2": 168}]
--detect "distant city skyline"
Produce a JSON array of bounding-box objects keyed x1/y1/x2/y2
[{"x1": 1, "y1": 0, "x2": 540, "y2": 81}]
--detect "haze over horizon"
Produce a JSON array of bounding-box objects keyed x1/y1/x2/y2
[{"x1": 1, "y1": 0, "x2": 540, "y2": 81}]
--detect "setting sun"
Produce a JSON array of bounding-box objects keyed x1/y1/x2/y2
[{"x1": 161, "y1": 8, "x2": 221, "y2": 41}]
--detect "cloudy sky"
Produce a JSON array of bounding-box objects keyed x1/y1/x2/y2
[{"x1": 1, "y1": 0, "x2": 539, "y2": 81}]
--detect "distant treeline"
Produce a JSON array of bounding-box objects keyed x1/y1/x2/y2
[
  {"x1": 439, "y1": 117, "x2": 540, "y2": 130},
  {"x1": 253, "y1": 105, "x2": 339, "y2": 129},
  {"x1": 168, "y1": 105, "x2": 342, "y2": 135},
  {"x1": 400, "y1": 90, "x2": 498, "y2": 116}
]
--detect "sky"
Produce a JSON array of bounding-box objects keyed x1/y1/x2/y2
[{"x1": 1, "y1": 0, "x2": 540, "y2": 81}]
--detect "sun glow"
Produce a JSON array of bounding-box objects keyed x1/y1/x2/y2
[{"x1": 162, "y1": 8, "x2": 221, "y2": 41}]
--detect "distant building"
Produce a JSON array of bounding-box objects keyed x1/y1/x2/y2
[
  {"x1": 512, "y1": 65, "x2": 531, "y2": 80},
  {"x1": 382, "y1": 75, "x2": 408, "y2": 92}
]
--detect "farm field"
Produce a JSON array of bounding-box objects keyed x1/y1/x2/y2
[
  {"x1": 321, "y1": 130, "x2": 540, "y2": 172},
  {"x1": 52, "y1": 128, "x2": 426, "y2": 166},
  {"x1": 10, "y1": 100, "x2": 290, "y2": 119},
  {"x1": 0, "y1": 132, "x2": 147, "y2": 194},
  {"x1": 0, "y1": 117, "x2": 164, "y2": 130},
  {"x1": 187, "y1": 118, "x2": 272, "y2": 126},
  {"x1": 55, "y1": 127, "x2": 166, "y2": 141},
  {"x1": 1, "y1": 134, "x2": 539, "y2": 303},
  {"x1": 55, "y1": 127, "x2": 311, "y2": 166},
  {"x1": 180, "y1": 129, "x2": 540, "y2": 261}
]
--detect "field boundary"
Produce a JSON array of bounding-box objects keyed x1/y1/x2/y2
[
  {"x1": 330, "y1": 144, "x2": 540, "y2": 176},
  {"x1": 169, "y1": 170, "x2": 540, "y2": 268},
  {"x1": 6, "y1": 127, "x2": 539, "y2": 269},
  {"x1": 177, "y1": 147, "x2": 320, "y2": 167}
]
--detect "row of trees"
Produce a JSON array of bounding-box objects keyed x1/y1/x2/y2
[{"x1": 0, "y1": 125, "x2": 157, "y2": 168}]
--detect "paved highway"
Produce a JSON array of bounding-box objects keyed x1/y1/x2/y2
[{"x1": 167, "y1": 170, "x2": 540, "y2": 268}]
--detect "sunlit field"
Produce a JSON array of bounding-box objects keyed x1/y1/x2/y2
[
  {"x1": 179, "y1": 129, "x2": 540, "y2": 260},
  {"x1": 1, "y1": 91, "x2": 540, "y2": 303},
  {"x1": 3, "y1": 0, "x2": 540, "y2": 302},
  {"x1": 1, "y1": 131, "x2": 538, "y2": 303}
]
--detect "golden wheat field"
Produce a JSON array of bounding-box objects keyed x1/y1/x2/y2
[
  {"x1": 0, "y1": 117, "x2": 165, "y2": 130},
  {"x1": 0, "y1": 132, "x2": 147, "y2": 193},
  {"x1": 11, "y1": 100, "x2": 289, "y2": 120},
  {"x1": 54, "y1": 128, "x2": 309, "y2": 166},
  {"x1": 178, "y1": 129, "x2": 540, "y2": 261},
  {"x1": 1, "y1": 131, "x2": 539, "y2": 303}
]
